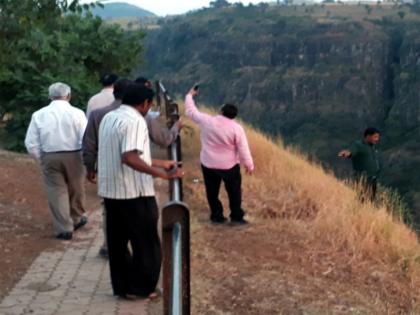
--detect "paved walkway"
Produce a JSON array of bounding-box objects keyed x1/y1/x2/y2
[{"x1": 0, "y1": 207, "x2": 162, "y2": 315}]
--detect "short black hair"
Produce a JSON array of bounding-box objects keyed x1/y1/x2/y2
[
  {"x1": 134, "y1": 76, "x2": 149, "y2": 85},
  {"x1": 113, "y1": 79, "x2": 131, "y2": 100},
  {"x1": 122, "y1": 83, "x2": 155, "y2": 106},
  {"x1": 364, "y1": 127, "x2": 380, "y2": 137},
  {"x1": 100, "y1": 73, "x2": 119, "y2": 87},
  {"x1": 221, "y1": 103, "x2": 238, "y2": 119}
]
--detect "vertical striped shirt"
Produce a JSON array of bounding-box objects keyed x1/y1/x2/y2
[{"x1": 97, "y1": 105, "x2": 155, "y2": 199}]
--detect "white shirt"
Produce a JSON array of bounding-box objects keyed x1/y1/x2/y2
[
  {"x1": 86, "y1": 88, "x2": 114, "y2": 119},
  {"x1": 98, "y1": 105, "x2": 155, "y2": 199},
  {"x1": 24, "y1": 100, "x2": 87, "y2": 160}
]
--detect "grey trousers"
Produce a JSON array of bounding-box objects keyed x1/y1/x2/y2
[{"x1": 41, "y1": 151, "x2": 86, "y2": 235}]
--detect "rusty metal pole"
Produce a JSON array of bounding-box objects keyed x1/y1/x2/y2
[
  {"x1": 162, "y1": 202, "x2": 190, "y2": 315},
  {"x1": 159, "y1": 81, "x2": 190, "y2": 315}
]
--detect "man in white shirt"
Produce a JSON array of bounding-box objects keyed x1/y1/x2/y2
[
  {"x1": 98, "y1": 83, "x2": 184, "y2": 299},
  {"x1": 86, "y1": 73, "x2": 118, "y2": 119},
  {"x1": 25, "y1": 82, "x2": 88, "y2": 240}
]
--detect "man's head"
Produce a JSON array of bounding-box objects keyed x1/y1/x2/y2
[
  {"x1": 100, "y1": 73, "x2": 119, "y2": 88},
  {"x1": 135, "y1": 76, "x2": 152, "y2": 88},
  {"x1": 220, "y1": 103, "x2": 238, "y2": 119},
  {"x1": 49, "y1": 82, "x2": 71, "y2": 101},
  {"x1": 113, "y1": 79, "x2": 132, "y2": 100},
  {"x1": 364, "y1": 127, "x2": 380, "y2": 145},
  {"x1": 122, "y1": 83, "x2": 155, "y2": 116}
]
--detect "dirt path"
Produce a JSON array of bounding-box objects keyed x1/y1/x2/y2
[
  {"x1": 1, "y1": 148, "x2": 418, "y2": 314},
  {"x1": 0, "y1": 150, "x2": 170, "y2": 315},
  {"x1": 0, "y1": 150, "x2": 101, "y2": 300}
]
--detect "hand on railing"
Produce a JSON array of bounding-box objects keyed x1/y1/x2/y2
[
  {"x1": 161, "y1": 160, "x2": 184, "y2": 180},
  {"x1": 166, "y1": 167, "x2": 184, "y2": 180},
  {"x1": 161, "y1": 160, "x2": 182, "y2": 170}
]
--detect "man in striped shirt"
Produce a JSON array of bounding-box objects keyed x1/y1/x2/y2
[
  {"x1": 98, "y1": 83, "x2": 183, "y2": 299},
  {"x1": 83, "y1": 78, "x2": 182, "y2": 258}
]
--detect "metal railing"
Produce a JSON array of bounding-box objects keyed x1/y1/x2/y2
[{"x1": 156, "y1": 81, "x2": 190, "y2": 315}]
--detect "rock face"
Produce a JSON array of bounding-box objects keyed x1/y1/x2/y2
[{"x1": 142, "y1": 6, "x2": 420, "y2": 215}]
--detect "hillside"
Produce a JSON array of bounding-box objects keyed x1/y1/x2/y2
[
  {"x1": 141, "y1": 3, "x2": 420, "y2": 224},
  {"x1": 91, "y1": 2, "x2": 156, "y2": 19},
  {"x1": 153, "y1": 104, "x2": 420, "y2": 314}
]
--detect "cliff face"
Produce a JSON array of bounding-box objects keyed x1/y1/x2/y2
[
  {"x1": 142, "y1": 6, "x2": 420, "y2": 214},
  {"x1": 389, "y1": 29, "x2": 420, "y2": 131},
  {"x1": 382, "y1": 27, "x2": 420, "y2": 210}
]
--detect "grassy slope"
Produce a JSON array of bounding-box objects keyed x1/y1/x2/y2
[{"x1": 179, "y1": 104, "x2": 420, "y2": 314}]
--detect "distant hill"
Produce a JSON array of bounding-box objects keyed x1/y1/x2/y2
[
  {"x1": 142, "y1": 4, "x2": 420, "y2": 220},
  {"x1": 91, "y1": 2, "x2": 156, "y2": 19}
]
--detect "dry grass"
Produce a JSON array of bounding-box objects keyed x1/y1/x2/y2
[{"x1": 179, "y1": 102, "x2": 420, "y2": 303}]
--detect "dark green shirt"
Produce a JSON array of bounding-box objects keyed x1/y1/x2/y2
[{"x1": 349, "y1": 139, "x2": 380, "y2": 178}]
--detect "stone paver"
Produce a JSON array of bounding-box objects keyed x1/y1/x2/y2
[{"x1": 0, "y1": 203, "x2": 164, "y2": 315}]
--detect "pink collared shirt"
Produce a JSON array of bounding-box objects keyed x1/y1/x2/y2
[{"x1": 185, "y1": 94, "x2": 254, "y2": 172}]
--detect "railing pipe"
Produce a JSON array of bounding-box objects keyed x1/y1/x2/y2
[
  {"x1": 158, "y1": 80, "x2": 190, "y2": 315},
  {"x1": 171, "y1": 223, "x2": 182, "y2": 315},
  {"x1": 171, "y1": 143, "x2": 181, "y2": 202}
]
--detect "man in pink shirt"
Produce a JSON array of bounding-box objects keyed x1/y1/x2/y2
[{"x1": 185, "y1": 87, "x2": 254, "y2": 225}]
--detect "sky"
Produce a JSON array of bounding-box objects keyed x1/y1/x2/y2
[{"x1": 98, "y1": 0, "x2": 267, "y2": 16}]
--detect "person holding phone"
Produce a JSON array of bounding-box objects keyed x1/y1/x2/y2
[{"x1": 185, "y1": 85, "x2": 254, "y2": 225}]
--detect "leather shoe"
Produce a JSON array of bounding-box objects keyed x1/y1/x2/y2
[
  {"x1": 230, "y1": 218, "x2": 249, "y2": 226},
  {"x1": 74, "y1": 216, "x2": 88, "y2": 231},
  {"x1": 210, "y1": 217, "x2": 227, "y2": 224},
  {"x1": 56, "y1": 232, "x2": 73, "y2": 240},
  {"x1": 99, "y1": 247, "x2": 108, "y2": 258}
]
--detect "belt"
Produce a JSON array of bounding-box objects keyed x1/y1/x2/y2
[{"x1": 43, "y1": 149, "x2": 82, "y2": 154}]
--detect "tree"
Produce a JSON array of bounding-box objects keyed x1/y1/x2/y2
[
  {"x1": 0, "y1": 0, "x2": 145, "y2": 151},
  {"x1": 209, "y1": 0, "x2": 231, "y2": 9},
  {"x1": 408, "y1": 0, "x2": 420, "y2": 14},
  {"x1": 365, "y1": 4, "x2": 373, "y2": 14}
]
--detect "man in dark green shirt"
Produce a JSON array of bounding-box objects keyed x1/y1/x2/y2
[{"x1": 338, "y1": 127, "x2": 381, "y2": 201}]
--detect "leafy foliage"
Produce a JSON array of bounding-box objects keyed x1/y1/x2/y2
[
  {"x1": 0, "y1": 0, "x2": 144, "y2": 150},
  {"x1": 209, "y1": 0, "x2": 231, "y2": 9}
]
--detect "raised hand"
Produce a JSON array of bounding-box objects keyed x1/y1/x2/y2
[{"x1": 338, "y1": 150, "x2": 351, "y2": 158}]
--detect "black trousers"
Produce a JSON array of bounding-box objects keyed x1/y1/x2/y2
[
  {"x1": 355, "y1": 174, "x2": 378, "y2": 202},
  {"x1": 363, "y1": 177, "x2": 377, "y2": 202},
  {"x1": 104, "y1": 196, "x2": 161, "y2": 297},
  {"x1": 201, "y1": 164, "x2": 244, "y2": 221}
]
